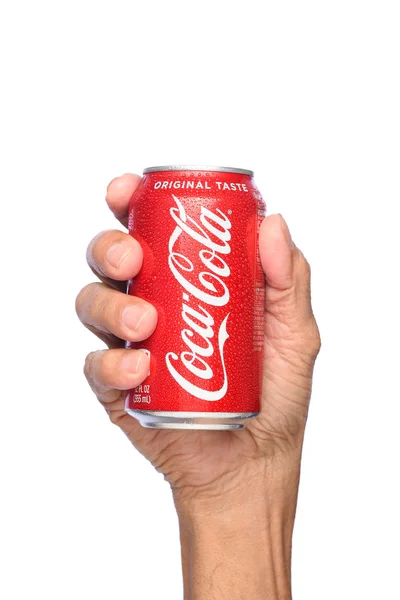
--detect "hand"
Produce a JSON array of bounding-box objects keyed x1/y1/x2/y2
[{"x1": 76, "y1": 173, "x2": 321, "y2": 598}]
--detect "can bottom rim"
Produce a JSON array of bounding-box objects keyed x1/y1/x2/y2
[{"x1": 125, "y1": 409, "x2": 259, "y2": 430}]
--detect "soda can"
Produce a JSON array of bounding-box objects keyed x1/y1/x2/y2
[{"x1": 125, "y1": 165, "x2": 266, "y2": 430}]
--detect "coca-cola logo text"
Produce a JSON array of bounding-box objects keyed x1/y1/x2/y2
[{"x1": 165, "y1": 195, "x2": 231, "y2": 401}]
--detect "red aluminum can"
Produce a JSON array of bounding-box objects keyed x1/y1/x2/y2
[{"x1": 125, "y1": 165, "x2": 266, "y2": 430}]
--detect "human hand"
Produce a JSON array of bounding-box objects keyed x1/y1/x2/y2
[{"x1": 76, "y1": 173, "x2": 320, "y2": 598}]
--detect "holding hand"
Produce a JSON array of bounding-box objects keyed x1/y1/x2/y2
[{"x1": 76, "y1": 173, "x2": 320, "y2": 598}]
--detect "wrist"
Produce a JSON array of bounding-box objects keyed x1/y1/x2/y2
[
  {"x1": 173, "y1": 451, "x2": 301, "y2": 517},
  {"x1": 173, "y1": 456, "x2": 300, "y2": 600}
]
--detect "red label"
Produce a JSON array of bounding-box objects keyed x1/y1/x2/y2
[{"x1": 126, "y1": 170, "x2": 266, "y2": 414}]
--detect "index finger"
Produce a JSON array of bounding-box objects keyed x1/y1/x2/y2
[{"x1": 106, "y1": 173, "x2": 142, "y2": 228}]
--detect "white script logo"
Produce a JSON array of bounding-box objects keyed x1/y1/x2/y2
[{"x1": 165, "y1": 195, "x2": 232, "y2": 401}]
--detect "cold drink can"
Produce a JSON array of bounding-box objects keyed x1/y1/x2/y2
[{"x1": 125, "y1": 165, "x2": 266, "y2": 430}]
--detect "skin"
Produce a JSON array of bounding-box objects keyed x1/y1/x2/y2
[{"x1": 76, "y1": 173, "x2": 321, "y2": 599}]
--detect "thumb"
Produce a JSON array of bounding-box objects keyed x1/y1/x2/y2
[{"x1": 259, "y1": 214, "x2": 320, "y2": 352}]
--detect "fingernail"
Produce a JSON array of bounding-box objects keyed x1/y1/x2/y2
[
  {"x1": 278, "y1": 214, "x2": 294, "y2": 248},
  {"x1": 122, "y1": 304, "x2": 150, "y2": 333},
  {"x1": 120, "y1": 351, "x2": 143, "y2": 374},
  {"x1": 106, "y1": 243, "x2": 132, "y2": 269}
]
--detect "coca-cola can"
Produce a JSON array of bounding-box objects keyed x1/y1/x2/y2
[{"x1": 125, "y1": 165, "x2": 266, "y2": 430}]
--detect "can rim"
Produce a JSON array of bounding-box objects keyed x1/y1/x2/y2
[{"x1": 143, "y1": 164, "x2": 254, "y2": 176}]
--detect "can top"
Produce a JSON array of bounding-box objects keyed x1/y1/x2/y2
[{"x1": 143, "y1": 165, "x2": 254, "y2": 176}]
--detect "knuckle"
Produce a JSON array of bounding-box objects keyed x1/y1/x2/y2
[
  {"x1": 86, "y1": 230, "x2": 118, "y2": 264},
  {"x1": 84, "y1": 351, "x2": 105, "y2": 392},
  {"x1": 87, "y1": 230, "x2": 138, "y2": 278},
  {"x1": 106, "y1": 175, "x2": 126, "y2": 196},
  {"x1": 106, "y1": 177, "x2": 118, "y2": 194},
  {"x1": 84, "y1": 350, "x2": 114, "y2": 395},
  {"x1": 83, "y1": 351, "x2": 96, "y2": 380},
  {"x1": 297, "y1": 250, "x2": 311, "y2": 279},
  {"x1": 303, "y1": 320, "x2": 321, "y2": 358},
  {"x1": 75, "y1": 284, "x2": 90, "y2": 317},
  {"x1": 108, "y1": 410, "x2": 124, "y2": 427},
  {"x1": 310, "y1": 324, "x2": 322, "y2": 356},
  {"x1": 86, "y1": 231, "x2": 106, "y2": 264},
  {"x1": 75, "y1": 282, "x2": 101, "y2": 319}
]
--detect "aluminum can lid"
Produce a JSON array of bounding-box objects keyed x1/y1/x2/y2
[{"x1": 143, "y1": 165, "x2": 254, "y2": 176}]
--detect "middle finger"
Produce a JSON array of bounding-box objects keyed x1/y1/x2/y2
[{"x1": 76, "y1": 282, "x2": 158, "y2": 342}]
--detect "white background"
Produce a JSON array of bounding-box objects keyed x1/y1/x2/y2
[{"x1": 1, "y1": 0, "x2": 399, "y2": 598}]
